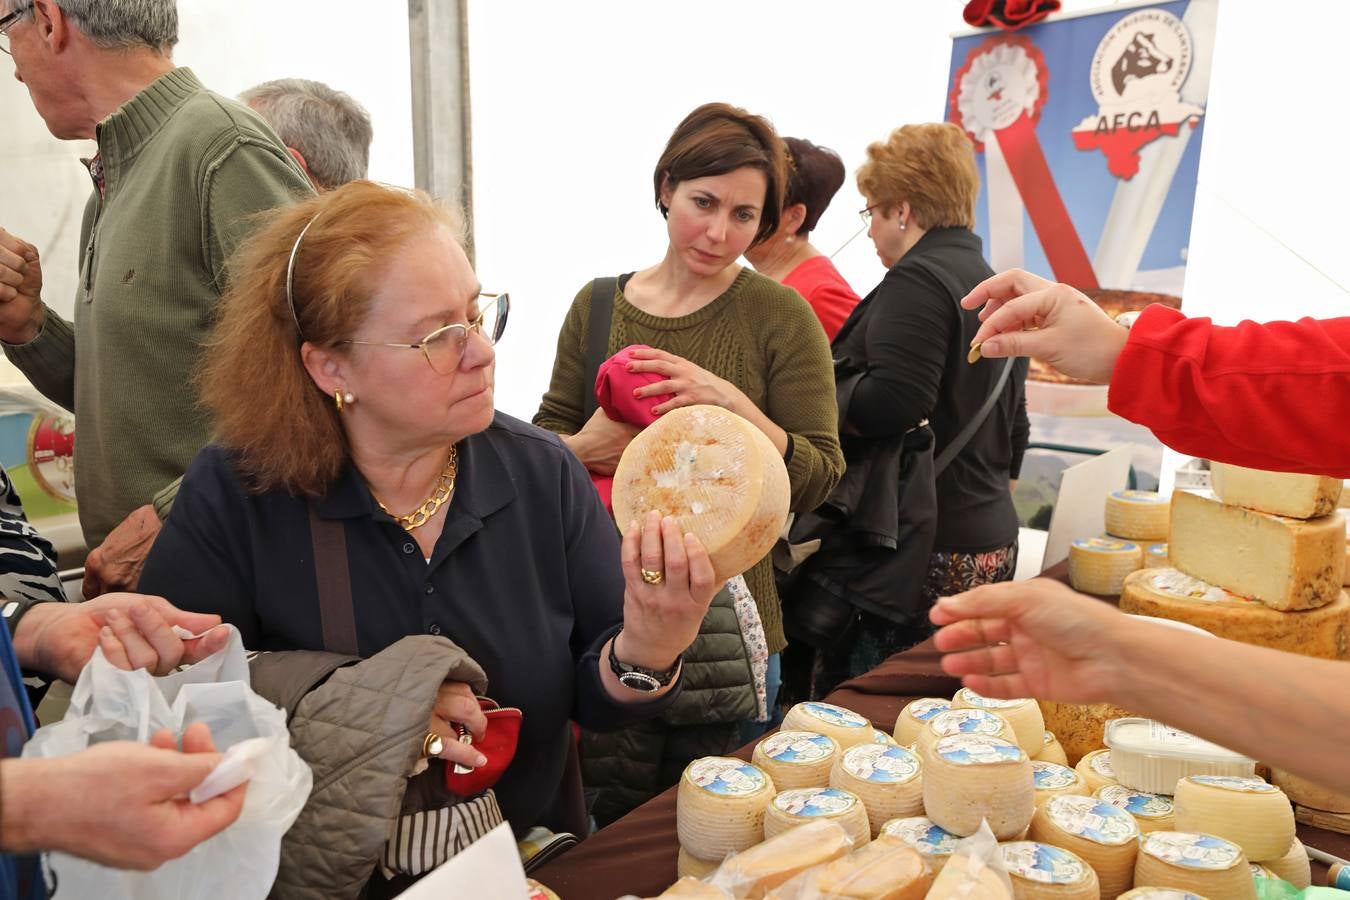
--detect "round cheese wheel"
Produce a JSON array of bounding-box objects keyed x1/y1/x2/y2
[
  {"x1": 676, "y1": 757, "x2": 776, "y2": 861},
  {"x1": 1029, "y1": 794, "x2": 1139, "y2": 898},
  {"x1": 893, "y1": 697, "x2": 951, "y2": 747},
  {"x1": 1033, "y1": 731, "x2": 1069, "y2": 767},
  {"x1": 1121, "y1": 568, "x2": 1350, "y2": 660},
  {"x1": 1258, "y1": 836, "x2": 1311, "y2": 890},
  {"x1": 1031, "y1": 761, "x2": 1089, "y2": 809},
  {"x1": 917, "y1": 708, "x2": 1014, "y2": 762},
  {"x1": 1173, "y1": 775, "x2": 1295, "y2": 860},
  {"x1": 880, "y1": 816, "x2": 961, "y2": 876},
  {"x1": 1106, "y1": 490, "x2": 1171, "y2": 541},
  {"x1": 1117, "y1": 890, "x2": 1212, "y2": 899},
  {"x1": 952, "y1": 689, "x2": 1045, "y2": 755},
  {"x1": 1069, "y1": 537, "x2": 1143, "y2": 595},
  {"x1": 751, "y1": 731, "x2": 839, "y2": 791},
  {"x1": 1147, "y1": 542, "x2": 1170, "y2": 568},
  {"x1": 1041, "y1": 700, "x2": 1135, "y2": 766},
  {"x1": 829, "y1": 743, "x2": 924, "y2": 836},
  {"x1": 676, "y1": 847, "x2": 720, "y2": 880},
  {"x1": 1096, "y1": 784, "x2": 1176, "y2": 833},
  {"x1": 781, "y1": 702, "x2": 876, "y2": 750},
  {"x1": 808, "y1": 835, "x2": 932, "y2": 900},
  {"x1": 763, "y1": 787, "x2": 870, "y2": 848},
  {"x1": 611, "y1": 404, "x2": 790, "y2": 582},
  {"x1": 1270, "y1": 766, "x2": 1350, "y2": 812},
  {"x1": 923, "y1": 734, "x2": 1034, "y2": 839},
  {"x1": 711, "y1": 819, "x2": 853, "y2": 897},
  {"x1": 999, "y1": 841, "x2": 1101, "y2": 899},
  {"x1": 1074, "y1": 749, "x2": 1119, "y2": 794},
  {"x1": 1133, "y1": 832, "x2": 1254, "y2": 900}
]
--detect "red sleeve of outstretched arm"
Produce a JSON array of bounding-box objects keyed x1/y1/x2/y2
[{"x1": 1108, "y1": 304, "x2": 1350, "y2": 478}]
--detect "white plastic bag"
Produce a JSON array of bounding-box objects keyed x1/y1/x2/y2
[{"x1": 22, "y1": 625, "x2": 312, "y2": 900}]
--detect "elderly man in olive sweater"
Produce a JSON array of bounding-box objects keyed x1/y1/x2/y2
[{"x1": 0, "y1": 0, "x2": 312, "y2": 594}]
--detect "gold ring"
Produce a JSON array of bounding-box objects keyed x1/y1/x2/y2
[
  {"x1": 422, "y1": 731, "x2": 444, "y2": 758},
  {"x1": 640, "y1": 568, "x2": 664, "y2": 585}
]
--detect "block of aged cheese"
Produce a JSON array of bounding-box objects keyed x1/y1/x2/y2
[
  {"x1": 999, "y1": 841, "x2": 1101, "y2": 899},
  {"x1": 880, "y1": 816, "x2": 960, "y2": 875},
  {"x1": 923, "y1": 735, "x2": 1034, "y2": 839},
  {"x1": 952, "y1": 689, "x2": 1046, "y2": 756},
  {"x1": 803, "y1": 835, "x2": 932, "y2": 900},
  {"x1": 1041, "y1": 700, "x2": 1133, "y2": 767},
  {"x1": 893, "y1": 697, "x2": 950, "y2": 747},
  {"x1": 1121, "y1": 567, "x2": 1350, "y2": 659},
  {"x1": 710, "y1": 819, "x2": 853, "y2": 899},
  {"x1": 1173, "y1": 776, "x2": 1295, "y2": 860},
  {"x1": 781, "y1": 702, "x2": 876, "y2": 750},
  {"x1": 764, "y1": 787, "x2": 871, "y2": 848},
  {"x1": 1074, "y1": 749, "x2": 1119, "y2": 794},
  {"x1": 677, "y1": 757, "x2": 776, "y2": 861},
  {"x1": 1029, "y1": 794, "x2": 1139, "y2": 898},
  {"x1": 1169, "y1": 490, "x2": 1343, "y2": 610},
  {"x1": 752, "y1": 731, "x2": 839, "y2": 791},
  {"x1": 1106, "y1": 490, "x2": 1171, "y2": 541},
  {"x1": 677, "y1": 847, "x2": 721, "y2": 880},
  {"x1": 611, "y1": 404, "x2": 789, "y2": 582},
  {"x1": 1096, "y1": 784, "x2": 1176, "y2": 833},
  {"x1": 828, "y1": 743, "x2": 924, "y2": 836},
  {"x1": 1068, "y1": 537, "x2": 1143, "y2": 596},
  {"x1": 1133, "y1": 832, "x2": 1254, "y2": 900},
  {"x1": 1270, "y1": 767, "x2": 1350, "y2": 813},
  {"x1": 916, "y1": 708, "x2": 1014, "y2": 762},
  {"x1": 1210, "y1": 462, "x2": 1342, "y2": 519},
  {"x1": 1033, "y1": 731, "x2": 1069, "y2": 767},
  {"x1": 1031, "y1": 761, "x2": 1089, "y2": 809}
]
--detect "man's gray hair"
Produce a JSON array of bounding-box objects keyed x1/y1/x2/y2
[
  {"x1": 39, "y1": 0, "x2": 179, "y2": 52},
  {"x1": 241, "y1": 78, "x2": 373, "y2": 191}
]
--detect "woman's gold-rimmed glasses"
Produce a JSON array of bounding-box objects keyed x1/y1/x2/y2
[{"x1": 336, "y1": 292, "x2": 509, "y2": 374}]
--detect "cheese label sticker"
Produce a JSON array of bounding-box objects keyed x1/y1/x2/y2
[
  {"x1": 1251, "y1": 863, "x2": 1275, "y2": 878},
  {"x1": 957, "y1": 687, "x2": 1028, "y2": 709},
  {"x1": 760, "y1": 731, "x2": 835, "y2": 764},
  {"x1": 1042, "y1": 731, "x2": 1056, "y2": 746},
  {"x1": 1073, "y1": 536, "x2": 1140, "y2": 553},
  {"x1": 1147, "y1": 542, "x2": 1168, "y2": 558},
  {"x1": 1087, "y1": 751, "x2": 1116, "y2": 777},
  {"x1": 1098, "y1": 784, "x2": 1175, "y2": 817},
  {"x1": 1046, "y1": 795, "x2": 1138, "y2": 845},
  {"x1": 842, "y1": 744, "x2": 921, "y2": 784},
  {"x1": 1151, "y1": 569, "x2": 1255, "y2": 605},
  {"x1": 1032, "y1": 762, "x2": 1079, "y2": 790},
  {"x1": 931, "y1": 709, "x2": 1006, "y2": 738},
  {"x1": 935, "y1": 735, "x2": 1025, "y2": 765},
  {"x1": 872, "y1": 729, "x2": 897, "y2": 745},
  {"x1": 1113, "y1": 490, "x2": 1167, "y2": 505},
  {"x1": 1189, "y1": 775, "x2": 1277, "y2": 793},
  {"x1": 772, "y1": 787, "x2": 857, "y2": 817},
  {"x1": 882, "y1": 817, "x2": 960, "y2": 855},
  {"x1": 687, "y1": 758, "x2": 766, "y2": 796},
  {"x1": 1002, "y1": 842, "x2": 1089, "y2": 884},
  {"x1": 1141, "y1": 832, "x2": 1242, "y2": 869},
  {"x1": 801, "y1": 702, "x2": 869, "y2": 729},
  {"x1": 906, "y1": 698, "x2": 950, "y2": 722}
]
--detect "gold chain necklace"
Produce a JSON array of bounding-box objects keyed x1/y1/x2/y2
[{"x1": 376, "y1": 446, "x2": 458, "y2": 532}]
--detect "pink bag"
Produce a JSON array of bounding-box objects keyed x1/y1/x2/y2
[{"x1": 590, "y1": 345, "x2": 674, "y2": 512}]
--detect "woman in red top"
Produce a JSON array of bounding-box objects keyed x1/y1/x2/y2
[{"x1": 745, "y1": 137, "x2": 860, "y2": 339}]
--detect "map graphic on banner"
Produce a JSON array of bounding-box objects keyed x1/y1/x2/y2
[{"x1": 945, "y1": 1, "x2": 1218, "y2": 515}]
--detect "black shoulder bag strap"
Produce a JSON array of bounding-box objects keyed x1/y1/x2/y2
[
  {"x1": 581, "y1": 276, "x2": 618, "y2": 421},
  {"x1": 933, "y1": 355, "x2": 1014, "y2": 476},
  {"x1": 307, "y1": 504, "x2": 360, "y2": 656}
]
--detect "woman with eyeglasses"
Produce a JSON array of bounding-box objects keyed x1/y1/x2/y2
[{"x1": 138, "y1": 181, "x2": 721, "y2": 890}]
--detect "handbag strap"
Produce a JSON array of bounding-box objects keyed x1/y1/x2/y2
[
  {"x1": 307, "y1": 504, "x2": 360, "y2": 656},
  {"x1": 581, "y1": 276, "x2": 617, "y2": 421},
  {"x1": 934, "y1": 356, "x2": 1014, "y2": 477}
]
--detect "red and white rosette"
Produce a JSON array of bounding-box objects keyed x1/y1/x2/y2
[{"x1": 949, "y1": 35, "x2": 1098, "y2": 289}]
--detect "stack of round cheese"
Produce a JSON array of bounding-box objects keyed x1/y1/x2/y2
[
  {"x1": 1106, "y1": 490, "x2": 1171, "y2": 541},
  {"x1": 1133, "y1": 832, "x2": 1254, "y2": 899},
  {"x1": 611, "y1": 404, "x2": 790, "y2": 583},
  {"x1": 751, "y1": 731, "x2": 838, "y2": 791},
  {"x1": 951, "y1": 688, "x2": 1045, "y2": 755},
  {"x1": 1074, "y1": 749, "x2": 1119, "y2": 793},
  {"x1": 1033, "y1": 731, "x2": 1068, "y2": 766},
  {"x1": 676, "y1": 757, "x2": 776, "y2": 866},
  {"x1": 1029, "y1": 794, "x2": 1139, "y2": 897},
  {"x1": 916, "y1": 708, "x2": 1014, "y2": 762},
  {"x1": 893, "y1": 697, "x2": 951, "y2": 747},
  {"x1": 710, "y1": 819, "x2": 853, "y2": 897},
  {"x1": 1172, "y1": 776, "x2": 1295, "y2": 860},
  {"x1": 1270, "y1": 767, "x2": 1350, "y2": 813},
  {"x1": 923, "y1": 734, "x2": 1034, "y2": 839},
  {"x1": 1146, "y1": 542, "x2": 1169, "y2": 568},
  {"x1": 781, "y1": 702, "x2": 876, "y2": 750},
  {"x1": 828, "y1": 743, "x2": 924, "y2": 836},
  {"x1": 1096, "y1": 784, "x2": 1176, "y2": 833},
  {"x1": 1259, "y1": 836, "x2": 1311, "y2": 890},
  {"x1": 806, "y1": 835, "x2": 932, "y2": 900},
  {"x1": 1040, "y1": 699, "x2": 1136, "y2": 766},
  {"x1": 1069, "y1": 537, "x2": 1144, "y2": 595},
  {"x1": 999, "y1": 841, "x2": 1101, "y2": 899},
  {"x1": 763, "y1": 787, "x2": 870, "y2": 847},
  {"x1": 1031, "y1": 762, "x2": 1089, "y2": 809},
  {"x1": 880, "y1": 816, "x2": 961, "y2": 876}
]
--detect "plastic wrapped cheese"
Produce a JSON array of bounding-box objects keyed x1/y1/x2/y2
[
  {"x1": 880, "y1": 816, "x2": 960, "y2": 876},
  {"x1": 1172, "y1": 775, "x2": 1294, "y2": 860},
  {"x1": 999, "y1": 841, "x2": 1101, "y2": 899},
  {"x1": 1132, "y1": 832, "x2": 1254, "y2": 900},
  {"x1": 752, "y1": 731, "x2": 839, "y2": 791},
  {"x1": 611, "y1": 404, "x2": 790, "y2": 582},
  {"x1": 763, "y1": 787, "x2": 870, "y2": 848},
  {"x1": 892, "y1": 698, "x2": 950, "y2": 747},
  {"x1": 923, "y1": 735, "x2": 1034, "y2": 840},
  {"x1": 828, "y1": 743, "x2": 923, "y2": 837},
  {"x1": 951, "y1": 689, "x2": 1045, "y2": 756},
  {"x1": 795, "y1": 835, "x2": 932, "y2": 900},
  {"x1": 677, "y1": 757, "x2": 777, "y2": 861},
  {"x1": 781, "y1": 702, "x2": 876, "y2": 751},
  {"x1": 1029, "y1": 794, "x2": 1139, "y2": 898},
  {"x1": 708, "y1": 819, "x2": 853, "y2": 899}
]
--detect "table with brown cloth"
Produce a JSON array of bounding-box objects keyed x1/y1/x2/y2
[{"x1": 532, "y1": 561, "x2": 1350, "y2": 897}]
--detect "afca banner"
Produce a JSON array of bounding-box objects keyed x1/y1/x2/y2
[{"x1": 946, "y1": 0, "x2": 1217, "y2": 297}]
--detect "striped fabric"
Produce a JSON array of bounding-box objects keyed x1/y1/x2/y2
[
  {"x1": 0, "y1": 466, "x2": 64, "y2": 606},
  {"x1": 378, "y1": 790, "x2": 504, "y2": 878}
]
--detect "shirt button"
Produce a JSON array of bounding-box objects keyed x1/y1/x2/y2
[
  {"x1": 428, "y1": 623, "x2": 442, "y2": 635},
  {"x1": 423, "y1": 583, "x2": 435, "y2": 595},
  {"x1": 402, "y1": 542, "x2": 416, "y2": 555}
]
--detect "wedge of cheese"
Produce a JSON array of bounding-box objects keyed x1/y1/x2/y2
[
  {"x1": 1210, "y1": 463, "x2": 1342, "y2": 518},
  {"x1": 1169, "y1": 490, "x2": 1342, "y2": 610},
  {"x1": 806, "y1": 835, "x2": 932, "y2": 900},
  {"x1": 611, "y1": 404, "x2": 789, "y2": 582},
  {"x1": 711, "y1": 819, "x2": 853, "y2": 898}
]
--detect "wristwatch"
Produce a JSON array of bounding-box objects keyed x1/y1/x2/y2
[
  {"x1": 1, "y1": 597, "x2": 53, "y2": 638},
  {"x1": 608, "y1": 636, "x2": 681, "y2": 693}
]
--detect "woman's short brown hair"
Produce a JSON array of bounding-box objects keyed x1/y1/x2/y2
[
  {"x1": 652, "y1": 102, "x2": 787, "y2": 248},
  {"x1": 783, "y1": 137, "x2": 846, "y2": 237},
  {"x1": 856, "y1": 122, "x2": 980, "y2": 230},
  {"x1": 199, "y1": 180, "x2": 464, "y2": 497}
]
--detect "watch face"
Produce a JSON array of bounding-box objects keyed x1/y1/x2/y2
[{"x1": 618, "y1": 671, "x2": 662, "y2": 692}]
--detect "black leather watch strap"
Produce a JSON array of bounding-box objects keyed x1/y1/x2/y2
[
  {"x1": 607, "y1": 633, "x2": 681, "y2": 692},
  {"x1": 2, "y1": 597, "x2": 54, "y2": 638}
]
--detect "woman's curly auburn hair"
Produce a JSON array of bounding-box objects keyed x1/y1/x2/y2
[
  {"x1": 856, "y1": 122, "x2": 980, "y2": 230},
  {"x1": 198, "y1": 180, "x2": 465, "y2": 497}
]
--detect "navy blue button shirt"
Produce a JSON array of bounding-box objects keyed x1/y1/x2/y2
[{"x1": 140, "y1": 413, "x2": 679, "y2": 831}]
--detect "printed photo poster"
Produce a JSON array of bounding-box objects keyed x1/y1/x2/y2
[{"x1": 945, "y1": 0, "x2": 1218, "y2": 524}]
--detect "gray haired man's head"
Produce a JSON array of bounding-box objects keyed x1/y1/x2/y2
[
  {"x1": 27, "y1": 0, "x2": 179, "y2": 52},
  {"x1": 240, "y1": 78, "x2": 373, "y2": 192}
]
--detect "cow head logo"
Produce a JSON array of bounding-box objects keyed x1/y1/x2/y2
[{"x1": 1111, "y1": 31, "x2": 1174, "y2": 95}]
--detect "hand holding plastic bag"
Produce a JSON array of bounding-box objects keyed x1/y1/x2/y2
[{"x1": 22, "y1": 625, "x2": 312, "y2": 899}]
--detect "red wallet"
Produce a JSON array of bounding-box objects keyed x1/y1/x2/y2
[{"x1": 444, "y1": 698, "x2": 523, "y2": 798}]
